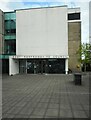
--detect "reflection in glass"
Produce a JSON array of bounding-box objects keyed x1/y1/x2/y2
[
  {"x1": 5, "y1": 12, "x2": 16, "y2": 20},
  {"x1": 48, "y1": 59, "x2": 65, "y2": 73},
  {"x1": 4, "y1": 40, "x2": 16, "y2": 54},
  {"x1": 5, "y1": 20, "x2": 16, "y2": 34}
]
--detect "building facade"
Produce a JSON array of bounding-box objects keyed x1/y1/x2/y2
[
  {"x1": 0, "y1": 11, "x2": 16, "y2": 74},
  {"x1": 0, "y1": 6, "x2": 81, "y2": 75},
  {"x1": 0, "y1": 9, "x2": 4, "y2": 74},
  {"x1": 0, "y1": 10, "x2": 4, "y2": 55},
  {"x1": 68, "y1": 8, "x2": 81, "y2": 72},
  {"x1": 10, "y1": 6, "x2": 68, "y2": 75}
]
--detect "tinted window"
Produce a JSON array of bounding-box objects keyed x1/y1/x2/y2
[
  {"x1": 68, "y1": 13, "x2": 80, "y2": 20},
  {"x1": 5, "y1": 12, "x2": 16, "y2": 20},
  {"x1": 4, "y1": 40, "x2": 16, "y2": 54},
  {"x1": 5, "y1": 20, "x2": 16, "y2": 34}
]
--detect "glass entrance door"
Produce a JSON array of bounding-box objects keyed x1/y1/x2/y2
[
  {"x1": 35, "y1": 59, "x2": 48, "y2": 74},
  {"x1": 19, "y1": 60, "x2": 26, "y2": 74},
  {"x1": 35, "y1": 60, "x2": 41, "y2": 74},
  {"x1": 19, "y1": 59, "x2": 65, "y2": 74},
  {"x1": 27, "y1": 60, "x2": 34, "y2": 74},
  {"x1": 43, "y1": 60, "x2": 48, "y2": 74}
]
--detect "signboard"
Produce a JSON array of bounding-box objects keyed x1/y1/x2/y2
[{"x1": 12, "y1": 55, "x2": 69, "y2": 59}]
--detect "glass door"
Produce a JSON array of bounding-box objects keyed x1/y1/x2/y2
[
  {"x1": 27, "y1": 60, "x2": 34, "y2": 74},
  {"x1": 43, "y1": 60, "x2": 48, "y2": 74},
  {"x1": 35, "y1": 59, "x2": 48, "y2": 74},
  {"x1": 19, "y1": 60, "x2": 26, "y2": 74},
  {"x1": 35, "y1": 60, "x2": 41, "y2": 74}
]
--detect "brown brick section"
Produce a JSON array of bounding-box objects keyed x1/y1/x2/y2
[{"x1": 68, "y1": 22, "x2": 81, "y2": 72}]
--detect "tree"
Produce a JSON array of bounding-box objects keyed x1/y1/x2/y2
[{"x1": 76, "y1": 43, "x2": 91, "y2": 71}]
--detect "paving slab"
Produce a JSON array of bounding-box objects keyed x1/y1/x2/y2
[
  {"x1": 45, "y1": 108, "x2": 59, "y2": 117},
  {"x1": 36, "y1": 102, "x2": 48, "y2": 108},
  {"x1": 48, "y1": 103, "x2": 59, "y2": 109},
  {"x1": 2, "y1": 73, "x2": 89, "y2": 118},
  {"x1": 59, "y1": 109, "x2": 73, "y2": 118},
  {"x1": 31, "y1": 108, "x2": 46, "y2": 116},
  {"x1": 73, "y1": 110, "x2": 88, "y2": 118}
]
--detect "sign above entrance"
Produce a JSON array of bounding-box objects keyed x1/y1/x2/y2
[{"x1": 12, "y1": 55, "x2": 69, "y2": 59}]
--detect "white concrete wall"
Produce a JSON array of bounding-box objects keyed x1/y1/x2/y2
[
  {"x1": 16, "y1": 6, "x2": 68, "y2": 56},
  {"x1": 9, "y1": 56, "x2": 19, "y2": 75},
  {"x1": 68, "y1": 8, "x2": 80, "y2": 14},
  {"x1": 65, "y1": 58, "x2": 68, "y2": 74}
]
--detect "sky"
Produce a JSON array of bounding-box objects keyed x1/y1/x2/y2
[{"x1": 0, "y1": 0, "x2": 90, "y2": 43}]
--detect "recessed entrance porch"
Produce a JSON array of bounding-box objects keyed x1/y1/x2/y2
[
  {"x1": 19, "y1": 59, "x2": 65, "y2": 74},
  {"x1": 9, "y1": 56, "x2": 69, "y2": 75}
]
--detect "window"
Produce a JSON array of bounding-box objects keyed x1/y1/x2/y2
[
  {"x1": 48, "y1": 59, "x2": 65, "y2": 73},
  {"x1": 4, "y1": 12, "x2": 16, "y2": 34},
  {"x1": 68, "y1": 13, "x2": 80, "y2": 20},
  {"x1": 5, "y1": 20, "x2": 16, "y2": 34},
  {"x1": 4, "y1": 40, "x2": 16, "y2": 54},
  {"x1": 5, "y1": 12, "x2": 16, "y2": 20}
]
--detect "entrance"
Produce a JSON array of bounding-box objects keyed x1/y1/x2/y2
[
  {"x1": 27, "y1": 59, "x2": 48, "y2": 74},
  {"x1": 35, "y1": 60, "x2": 48, "y2": 74},
  {"x1": 48, "y1": 59, "x2": 65, "y2": 73},
  {"x1": 19, "y1": 60, "x2": 26, "y2": 74},
  {"x1": 2, "y1": 59, "x2": 9, "y2": 74},
  {"x1": 19, "y1": 58, "x2": 65, "y2": 74},
  {"x1": 27, "y1": 60, "x2": 34, "y2": 74}
]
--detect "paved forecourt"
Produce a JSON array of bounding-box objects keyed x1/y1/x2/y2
[{"x1": 2, "y1": 73, "x2": 89, "y2": 119}]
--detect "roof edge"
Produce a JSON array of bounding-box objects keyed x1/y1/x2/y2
[{"x1": 15, "y1": 5, "x2": 68, "y2": 11}]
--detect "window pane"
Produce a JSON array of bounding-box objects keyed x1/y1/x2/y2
[
  {"x1": 68, "y1": 13, "x2": 80, "y2": 20},
  {"x1": 5, "y1": 20, "x2": 11, "y2": 29},
  {"x1": 4, "y1": 12, "x2": 16, "y2": 20},
  {"x1": 4, "y1": 40, "x2": 16, "y2": 54},
  {"x1": 4, "y1": 13, "x2": 11, "y2": 20},
  {"x1": 10, "y1": 13, "x2": 16, "y2": 19},
  {"x1": 48, "y1": 59, "x2": 65, "y2": 73},
  {"x1": 4, "y1": 35, "x2": 16, "y2": 40},
  {"x1": 11, "y1": 20, "x2": 16, "y2": 29},
  {"x1": 5, "y1": 20, "x2": 16, "y2": 34}
]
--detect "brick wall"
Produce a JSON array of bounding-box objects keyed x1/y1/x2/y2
[{"x1": 68, "y1": 22, "x2": 81, "y2": 72}]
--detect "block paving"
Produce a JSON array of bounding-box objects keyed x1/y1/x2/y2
[{"x1": 1, "y1": 73, "x2": 89, "y2": 119}]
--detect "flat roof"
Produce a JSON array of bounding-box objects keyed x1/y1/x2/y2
[
  {"x1": 4, "y1": 11, "x2": 16, "y2": 14},
  {"x1": 3, "y1": 6, "x2": 80, "y2": 13},
  {"x1": 68, "y1": 7, "x2": 80, "y2": 9},
  {"x1": 15, "y1": 5, "x2": 68, "y2": 11}
]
